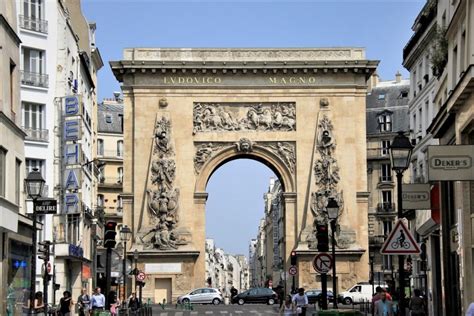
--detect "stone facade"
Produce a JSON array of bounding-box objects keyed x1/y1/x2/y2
[{"x1": 111, "y1": 48, "x2": 377, "y2": 302}]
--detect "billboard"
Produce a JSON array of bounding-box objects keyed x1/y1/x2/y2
[{"x1": 428, "y1": 145, "x2": 474, "y2": 181}]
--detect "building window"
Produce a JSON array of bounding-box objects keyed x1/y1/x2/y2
[
  {"x1": 66, "y1": 214, "x2": 80, "y2": 245},
  {"x1": 117, "y1": 140, "x2": 123, "y2": 157},
  {"x1": 23, "y1": 102, "x2": 44, "y2": 130},
  {"x1": 117, "y1": 167, "x2": 123, "y2": 183},
  {"x1": 20, "y1": 0, "x2": 47, "y2": 33},
  {"x1": 21, "y1": 47, "x2": 48, "y2": 87},
  {"x1": 25, "y1": 159, "x2": 45, "y2": 178},
  {"x1": 97, "y1": 194, "x2": 104, "y2": 207},
  {"x1": 118, "y1": 196, "x2": 123, "y2": 209},
  {"x1": 0, "y1": 147, "x2": 6, "y2": 197},
  {"x1": 381, "y1": 163, "x2": 392, "y2": 182},
  {"x1": 381, "y1": 140, "x2": 390, "y2": 156},
  {"x1": 97, "y1": 139, "x2": 104, "y2": 156},
  {"x1": 381, "y1": 190, "x2": 392, "y2": 209},
  {"x1": 10, "y1": 60, "x2": 15, "y2": 115},
  {"x1": 16, "y1": 159, "x2": 22, "y2": 204},
  {"x1": 378, "y1": 114, "x2": 392, "y2": 132},
  {"x1": 105, "y1": 114, "x2": 112, "y2": 123}
]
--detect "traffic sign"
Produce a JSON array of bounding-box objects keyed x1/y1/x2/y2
[
  {"x1": 381, "y1": 220, "x2": 421, "y2": 255},
  {"x1": 313, "y1": 253, "x2": 332, "y2": 274},
  {"x1": 289, "y1": 265, "x2": 298, "y2": 276},
  {"x1": 136, "y1": 271, "x2": 146, "y2": 281}
]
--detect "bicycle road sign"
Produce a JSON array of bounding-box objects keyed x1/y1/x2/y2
[
  {"x1": 289, "y1": 265, "x2": 298, "y2": 276},
  {"x1": 381, "y1": 220, "x2": 421, "y2": 255},
  {"x1": 313, "y1": 253, "x2": 332, "y2": 274}
]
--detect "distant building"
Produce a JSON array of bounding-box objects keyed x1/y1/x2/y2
[
  {"x1": 248, "y1": 239, "x2": 257, "y2": 287},
  {"x1": 366, "y1": 73, "x2": 410, "y2": 287}
]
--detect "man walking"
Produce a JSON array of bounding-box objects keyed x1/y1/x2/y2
[
  {"x1": 374, "y1": 292, "x2": 393, "y2": 316},
  {"x1": 90, "y1": 287, "x2": 106, "y2": 311},
  {"x1": 77, "y1": 288, "x2": 91, "y2": 316}
]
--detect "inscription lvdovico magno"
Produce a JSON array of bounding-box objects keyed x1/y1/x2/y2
[{"x1": 161, "y1": 76, "x2": 319, "y2": 85}]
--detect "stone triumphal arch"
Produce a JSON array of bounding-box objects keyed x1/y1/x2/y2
[{"x1": 111, "y1": 48, "x2": 377, "y2": 303}]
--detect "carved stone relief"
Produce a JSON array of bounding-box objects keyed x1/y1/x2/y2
[
  {"x1": 192, "y1": 102, "x2": 296, "y2": 134},
  {"x1": 194, "y1": 139, "x2": 296, "y2": 175},
  {"x1": 138, "y1": 116, "x2": 190, "y2": 250},
  {"x1": 308, "y1": 113, "x2": 353, "y2": 249}
]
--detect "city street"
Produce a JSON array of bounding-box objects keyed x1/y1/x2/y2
[{"x1": 150, "y1": 303, "x2": 361, "y2": 316}]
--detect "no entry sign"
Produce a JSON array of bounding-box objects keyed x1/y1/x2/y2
[{"x1": 313, "y1": 253, "x2": 332, "y2": 274}]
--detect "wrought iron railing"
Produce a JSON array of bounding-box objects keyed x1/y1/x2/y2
[
  {"x1": 377, "y1": 203, "x2": 396, "y2": 213},
  {"x1": 23, "y1": 127, "x2": 49, "y2": 142},
  {"x1": 19, "y1": 15, "x2": 48, "y2": 33},
  {"x1": 367, "y1": 148, "x2": 390, "y2": 159},
  {"x1": 21, "y1": 71, "x2": 49, "y2": 88},
  {"x1": 379, "y1": 175, "x2": 393, "y2": 182}
]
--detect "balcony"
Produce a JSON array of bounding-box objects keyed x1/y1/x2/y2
[
  {"x1": 98, "y1": 178, "x2": 123, "y2": 189},
  {"x1": 21, "y1": 71, "x2": 49, "y2": 88},
  {"x1": 367, "y1": 148, "x2": 390, "y2": 160},
  {"x1": 19, "y1": 15, "x2": 48, "y2": 34},
  {"x1": 376, "y1": 203, "x2": 396, "y2": 216},
  {"x1": 23, "y1": 127, "x2": 49, "y2": 142},
  {"x1": 97, "y1": 150, "x2": 123, "y2": 159},
  {"x1": 369, "y1": 235, "x2": 385, "y2": 246}
]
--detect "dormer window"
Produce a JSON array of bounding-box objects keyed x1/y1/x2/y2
[
  {"x1": 106, "y1": 114, "x2": 112, "y2": 123},
  {"x1": 378, "y1": 112, "x2": 392, "y2": 132},
  {"x1": 378, "y1": 94, "x2": 386, "y2": 100}
]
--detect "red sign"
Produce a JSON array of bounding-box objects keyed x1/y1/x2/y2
[
  {"x1": 47, "y1": 262, "x2": 52, "y2": 274},
  {"x1": 82, "y1": 263, "x2": 91, "y2": 279},
  {"x1": 289, "y1": 266, "x2": 298, "y2": 276},
  {"x1": 312, "y1": 253, "x2": 332, "y2": 274},
  {"x1": 136, "y1": 271, "x2": 146, "y2": 281}
]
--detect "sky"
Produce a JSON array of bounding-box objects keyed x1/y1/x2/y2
[{"x1": 82, "y1": 0, "x2": 425, "y2": 256}]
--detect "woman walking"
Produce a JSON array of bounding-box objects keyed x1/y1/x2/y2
[
  {"x1": 33, "y1": 292, "x2": 45, "y2": 316},
  {"x1": 280, "y1": 295, "x2": 295, "y2": 315},
  {"x1": 59, "y1": 291, "x2": 73, "y2": 316}
]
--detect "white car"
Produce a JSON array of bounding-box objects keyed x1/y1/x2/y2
[
  {"x1": 339, "y1": 282, "x2": 388, "y2": 305},
  {"x1": 177, "y1": 288, "x2": 223, "y2": 305}
]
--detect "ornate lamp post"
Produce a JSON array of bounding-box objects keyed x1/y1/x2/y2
[
  {"x1": 326, "y1": 197, "x2": 339, "y2": 309},
  {"x1": 120, "y1": 225, "x2": 132, "y2": 309},
  {"x1": 25, "y1": 168, "x2": 45, "y2": 314},
  {"x1": 389, "y1": 131, "x2": 413, "y2": 316}
]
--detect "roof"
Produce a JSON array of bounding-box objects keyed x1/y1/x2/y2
[
  {"x1": 97, "y1": 102, "x2": 123, "y2": 134},
  {"x1": 366, "y1": 81, "x2": 410, "y2": 135}
]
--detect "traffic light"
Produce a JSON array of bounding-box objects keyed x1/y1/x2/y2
[
  {"x1": 104, "y1": 221, "x2": 117, "y2": 248},
  {"x1": 316, "y1": 224, "x2": 329, "y2": 252},
  {"x1": 290, "y1": 251, "x2": 297, "y2": 265},
  {"x1": 38, "y1": 240, "x2": 51, "y2": 261}
]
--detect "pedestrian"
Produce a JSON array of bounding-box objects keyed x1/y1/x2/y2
[
  {"x1": 34, "y1": 291, "x2": 45, "y2": 316},
  {"x1": 276, "y1": 285, "x2": 285, "y2": 308},
  {"x1": 374, "y1": 292, "x2": 393, "y2": 316},
  {"x1": 128, "y1": 292, "x2": 140, "y2": 316},
  {"x1": 109, "y1": 291, "x2": 120, "y2": 316},
  {"x1": 90, "y1": 287, "x2": 106, "y2": 311},
  {"x1": 409, "y1": 289, "x2": 425, "y2": 316},
  {"x1": 77, "y1": 288, "x2": 91, "y2": 316},
  {"x1": 466, "y1": 302, "x2": 474, "y2": 316},
  {"x1": 230, "y1": 286, "x2": 238, "y2": 299},
  {"x1": 59, "y1": 291, "x2": 73, "y2": 316},
  {"x1": 292, "y1": 288, "x2": 308, "y2": 315},
  {"x1": 280, "y1": 294, "x2": 295, "y2": 316}
]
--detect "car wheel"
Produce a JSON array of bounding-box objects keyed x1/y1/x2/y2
[
  {"x1": 343, "y1": 297, "x2": 352, "y2": 305},
  {"x1": 238, "y1": 298, "x2": 245, "y2": 305},
  {"x1": 267, "y1": 298, "x2": 275, "y2": 305},
  {"x1": 212, "y1": 298, "x2": 220, "y2": 305},
  {"x1": 182, "y1": 298, "x2": 190, "y2": 304}
]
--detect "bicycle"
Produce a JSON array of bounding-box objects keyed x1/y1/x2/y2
[{"x1": 391, "y1": 240, "x2": 410, "y2": 249}]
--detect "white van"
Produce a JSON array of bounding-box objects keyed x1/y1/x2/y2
[{"x1": 338, "y1": 282, "x2": 388, "y2": 305}]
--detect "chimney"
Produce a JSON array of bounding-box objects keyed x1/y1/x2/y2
[
  {"x1": 113, "y1": 91, "x2": 121, "y2": 102},
  {"x1": 368, "y1": 72, "x2": 380, "y2": 92},
  {"x1": 395, "y1": 71, "x2": 402, "y2": 83}
]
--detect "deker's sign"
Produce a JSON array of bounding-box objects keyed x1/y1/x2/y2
[{"x1": 428, "y1": 145, "x2": 474, "y2": 181}]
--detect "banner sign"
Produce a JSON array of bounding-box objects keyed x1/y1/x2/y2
[
  {"x1": 428, "y1": 145, "x2": 474, "y2": 181},
  {"x1": 402, "y1": 184, "x2": 431, "y2": 210}
]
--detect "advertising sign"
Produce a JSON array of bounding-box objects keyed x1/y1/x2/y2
[
  {"x1": 402, "y1": 184, "x2": 431, "y2": 210},
  {"x1": 34, "y1": 198, "x2": 57, "y2": 214},
  {"x1": 428, "y1": 145, "x2": 474, "y2": 181}
]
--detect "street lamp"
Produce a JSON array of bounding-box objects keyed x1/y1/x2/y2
[
  {"x1": 25, "y1": 168, "x2": 45, "y2": 314},
  {"x1": 326, "y1": 197, "x2": 339, "y2": 309},
  {"x1": 120, "y1": 225, "x2": 132, "y2": 309},
  {"x1": 389, "y1": 131, "x2": 413, "y2": 316}
]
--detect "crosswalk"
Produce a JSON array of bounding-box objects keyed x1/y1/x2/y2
[{"x1": 154, "y1": 311, "x2": 279, "y2": 315}]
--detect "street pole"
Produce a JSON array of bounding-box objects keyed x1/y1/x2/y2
[
  {"x1": 105, "y1": 247, "x2": 112, "y2": 308},
  {"x1": 396, "y1": 172, "x2": 405, "y2": 316},
  {"x1": 321, "y1": 273, "x2": 328, "y2": 310},
  {"x1": 122, "y1": 240, "x2": 127, "y2": 308},
  {"x1": 331, "y1": 220, "x2": 338, "y2": 309},
  {"x1": 29, "y1": 199, "x2": 37, "y2": 314},
  {"x1": 370, "y1": 256, "x2": 375, "y2": 313}
]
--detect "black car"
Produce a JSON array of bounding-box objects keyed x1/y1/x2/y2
[
  {"x1": 305, "y1": 289, "x2": 335, "y2": 304},
  {"x1": 231, "y1": 287, "x2": 279, "y2": 305}
]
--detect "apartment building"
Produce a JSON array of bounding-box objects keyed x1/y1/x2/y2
[
  {"x1": 402, "y1": 1, "x2": 442, "y2": 315},
  {"x1": 17, "y1": 0, "x2": 103, "y2": 303},
  {"x1": 0, "y1": 1, "x2": 29, "y2": 314},
  {"x1": 366, "y1": 73, "x2": 410, "y2": 291}
]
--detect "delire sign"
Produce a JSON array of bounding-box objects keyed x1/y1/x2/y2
[
  {"x1": 428, "y1": 145, "x2": 474, "y2": 181},
  {"x1": 34, "y1": 198, "x2": 57, "y2": 215}
]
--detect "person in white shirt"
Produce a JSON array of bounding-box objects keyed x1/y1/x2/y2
[
  {"x1": 292, "y1": 288, "x2": 308, "y2": 315},
  {"x1": 90, "y1": 287, "x2": 106, "y2": 311},
  {"x1": 466, "y1": 302, "x2": 474, "y2": 316}
]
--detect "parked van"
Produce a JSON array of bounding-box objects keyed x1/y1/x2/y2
[{"x1": 338, "y1": 282, "x2": 388, "y2": 305}]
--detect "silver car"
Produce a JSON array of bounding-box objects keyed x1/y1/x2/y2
[{"x1": 177, "y1": 288, "x2": 223, "y2": 305}]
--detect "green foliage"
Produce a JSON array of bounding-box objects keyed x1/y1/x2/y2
[{"x1": 431, "y1": 25, "x2": 448, "y2": 78}]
